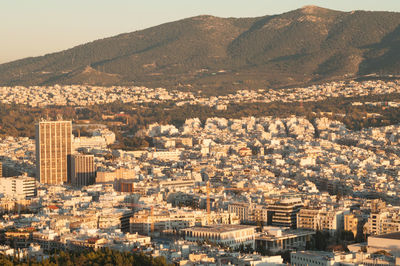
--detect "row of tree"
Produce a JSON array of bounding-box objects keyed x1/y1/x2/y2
[{"x1": 0, "y1": 248, "x2": 170, "y2": 266}]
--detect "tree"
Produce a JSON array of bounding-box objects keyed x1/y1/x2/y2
[
  {"x1": 314, "y1": 230, "x2": 329, "y2": 251},
  {"x1": 0, "y1": 249, "x2": 172, "y2": 266},
  {"x1": 339, "y1": 230, "x2": 354, "y2": 242}
]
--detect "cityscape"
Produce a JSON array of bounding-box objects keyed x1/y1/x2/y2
[
  {"x1": 2, "y1": 1, "x2": 400, "y2": 266},
  {"x1": 0, "y1": 79, "x2": 400, "y2": 265}
]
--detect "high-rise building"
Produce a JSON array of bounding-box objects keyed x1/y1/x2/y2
[
  {"x1": 35, "y1": 120, "x2": 72, "y2": 185},
  {"x1": 70, "y1": 154, "x2": 96, "y2": 186}
]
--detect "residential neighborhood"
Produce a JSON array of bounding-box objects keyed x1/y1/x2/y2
[{"x1": 1, "y1": 81, "x2": 400, "y2": 264}]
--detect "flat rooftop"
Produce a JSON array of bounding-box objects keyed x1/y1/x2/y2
[
  {"x1": 292, "y1": 251, "x2": 334, "y2": 259},
  {"x1": 183, "y1": 224, "x2": 255, "y2": 233},
  {"x1": 372, "y1": 232, "x2": 400, "y2": 240},
  {"x1": 256, "y1": 229, "x2": 316, "y2": 240}
]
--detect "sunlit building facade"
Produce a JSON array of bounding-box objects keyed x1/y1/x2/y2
[{"x1": 35, "y1": 120, "x2": 72, "y2": 185}]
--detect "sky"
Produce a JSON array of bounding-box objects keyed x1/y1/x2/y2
[{"x1": 1, "y1": 0, "x2": 400, "y2": 64}]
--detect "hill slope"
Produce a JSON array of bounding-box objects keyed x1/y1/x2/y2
[{"x1": 1, "y1": 6, "x2": 400, "y2": 90}]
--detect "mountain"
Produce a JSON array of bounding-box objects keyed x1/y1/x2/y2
[{"x1": 1, "y1": 6, "x2": 400, "y2": 90}]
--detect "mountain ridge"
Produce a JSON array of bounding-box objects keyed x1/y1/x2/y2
[{"x1": 1, "y1": 6, "x2": 400, "y2": 91}]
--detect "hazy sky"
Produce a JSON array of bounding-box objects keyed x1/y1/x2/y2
[{"x1": 1, "y1": 0, "x2": 400, "y2": 64}]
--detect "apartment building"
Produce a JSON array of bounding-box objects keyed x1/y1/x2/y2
[
  {"x1": 297, "y1": 207, "x2": 349, "y2": 235},
  {"x1": 0, "y1": 176, "x2": 36, "y2": 198},
  {"x1": 365, "y1": 208, "x2": 400, "y2": 236}
]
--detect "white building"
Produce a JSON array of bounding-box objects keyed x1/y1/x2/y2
[
  {"x1": 182, "y1": 224, "x2": 256, "y2": 249},
  {"x1": 291, "y1": 251, "x2": 355, "y2": 266},
  {"x1": 368, "y1": 232, "x2": 400, "y2": 257},
  {"x1": 0, "y1": 176, "x2": 36, "y2": 198}
]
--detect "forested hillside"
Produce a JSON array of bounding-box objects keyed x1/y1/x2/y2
[{"x1": 1, "y1": 6, "x2": 400, "y2": 90}]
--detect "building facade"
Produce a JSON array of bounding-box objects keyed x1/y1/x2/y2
[
  {"x1": 35, "y1": 120, "x2": 72, "y2": 185},
  {"x1": 130, "y1": 209, "x2": 237, "y2": 236},
  {"x1": 228, "y1": 203, "x2": 250, "y2": 222},
  {"x1": 267, "y1": 198, "x2": 303, "y2": 228},
  {"x1": 182, "y1": 225, "x2": 256, "y2": 249},
  {"x1": 70, "y1": 154, "x2": 95, "y2": 186},
  {"x1": 344, "y1": 213, "x2": 363, "y2": 238},
  {"x1": 297, "y1": 207, "x2": 349, "y2": 235},
  {"x1": 256, "y1": 228, "x2": 315, "y2": 252},
  {"x1": 0, "y1": 176, "x2": 36, "y2": 199},
  {"x1": 228, "y1": 203, "x2": 268, "y2": 225},
  {"x1": 364, "y1": 208, "x2": 400, "y2": 236}
]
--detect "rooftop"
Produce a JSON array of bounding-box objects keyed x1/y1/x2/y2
[
  {"x1": 183, "y1": 224, "x2": 255, "y2": 233},
  {"x1": 372, "y1": 232, "x2": 400, "y2": 240}
]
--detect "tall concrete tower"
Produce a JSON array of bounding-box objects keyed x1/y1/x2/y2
[{"x1": 35, "y1": 120, "x2": 72, "y2": 185}]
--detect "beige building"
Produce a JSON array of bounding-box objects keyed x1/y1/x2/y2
[
  {"x1": 229, "y1": 203, "x2": 250, "y2": 222},
  {"x1": 159, "y1": 179, "x2": 195, "y2": 191},
  {"x1": 130, "y1": 209, "x2": 237, "y2": 236},
  {"x1": 98, "y1": 208, "x2": 133, "y2": 232},
  {"x1": 96, "y1": 168, "x2": 135, "y2": 183},
  {"x1": 182, "y1": 224, "x2": 256, "y2": 249},
  {"x1": 344, "y1": 213, "x2": 360, "y2": 238},
  {"x1": 297, "y1": 208, "x2": 320, "y2": 231},
  {"x1": 228, "y1": 203, "x2": 268, "y2": 224},
  {"x1": 35, "y1": 120, "x2": 72, "y2": 185},
  {"x1": 364, "y1": 209, "x2": 400, "y2": 236},
  {"x1": 0, "y1": 198, "x2": 31, "y2": 214},
  {"x1": 297, "y1": 207, "x2": 349, "y2": 234},
  {"x1": 70, "y1": 154, "x2": 95, "y2": 186}
]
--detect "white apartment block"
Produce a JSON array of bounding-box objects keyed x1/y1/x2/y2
[{"x1": 0, "y1": 176, "x2": 36, "y2": 199}]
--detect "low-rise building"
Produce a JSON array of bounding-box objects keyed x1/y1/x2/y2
[
  {"x1": 368, "y1": 232, "x2": 400, "y2": 257},
  {"x1": 182, "y1": 224, "x2": 256, "y2": 249},
  {"x1": 256, "y1": 227, "x2": 315, "y2": 253}
]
